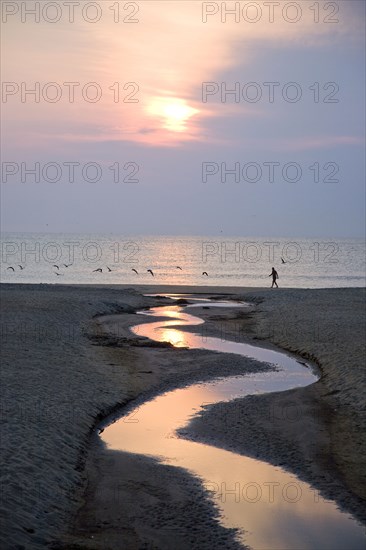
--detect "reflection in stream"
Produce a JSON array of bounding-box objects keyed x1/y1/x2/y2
[{"x1": 101, "y1": 297, "x2": 365, "y2": 549}]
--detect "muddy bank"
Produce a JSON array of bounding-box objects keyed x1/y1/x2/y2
[{"x1": 1, "y1": 285, "x2": 365, "y2": 548}]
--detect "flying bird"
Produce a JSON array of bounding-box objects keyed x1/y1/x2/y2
[
  {"x1": 132, "y1": 268, "x2": 138, "y2": 274},
  {"x1": 7, "y1": 266, "x2": 15, "y2": 271},
  {"x1": 176, "y1": 266, "x2": 182, "y2": 270},
  {"x1": 147, "y1": 269, "x2": 154, "y2": 277},
  {"x1": 53, "y1": 265, "x2": 59, "y2": 270},
  {"x1": 55, "y1": 272, "x2": 63, "y2": 276},
  {"x1": 202, "y1": 272, "x2": 208, "y2": 276},
  {"x1": 63, "y1": 264, "x2": 72, "y2": 268},
  {"x1": 107, "y1": 266, "x2": 112, "y2": 272},
  {"x1": 93, "y1": 268, "x2": 103, "y2": 273},
  {"x1": 281, "y1": 257, "x2": 286, "y2": 264},
  {"x1": 18, "y1": 265, "x2": 24, "y2": 270}
]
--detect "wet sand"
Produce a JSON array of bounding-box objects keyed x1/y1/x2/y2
[{"x1": 0, "y1": 284, "x2": 365, "y2": 549}]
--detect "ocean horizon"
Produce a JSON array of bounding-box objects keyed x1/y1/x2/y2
[{"x1": 1, "y1": 232, "x2": 365, "y2": 289}]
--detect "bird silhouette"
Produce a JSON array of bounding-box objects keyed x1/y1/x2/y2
[
  {"x1": 7, "y1": 266, "x2": 15, "y2": 271},
  {"x1": 147, "y1": 269, "x2": 154, "y2": 277},
  {"x1": 176, "y1": 266, "x2": 182, "y2": 270},
  {"x1": 63, "y1": 264, "x2": 71, "y2": 268},
  {"x1": 202, "y1": 271, "x2": 208, "y2": 276},
  {"x1": 18, "y1": 265, "x2": 24, "y2": 270},
  {"x1": 53, "y1": 265, "x2": 59, "y2": 270},
  {"x1": 132, "y1": 268, "x2": 138, "y2": 274},
  {"x1": 107, "y1": 266, "x2": 112, "y2": 272},
  {"x1": 281, "y1": 257, "x2": 286, "y2": 264},
  {"x1": 93, "y1": 268, "x2": 103, "y2": 273},
  {"x1": 55, "y1": 272, "x2": 63, "y2": 276}
]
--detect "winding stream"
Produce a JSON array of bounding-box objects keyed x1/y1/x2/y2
[{"x1": 101, "y1": 296, "x2": 365, "y2": 549}]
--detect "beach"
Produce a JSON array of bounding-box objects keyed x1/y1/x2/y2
[{"x1": 0, "y1": 284, "x2": 365, "y2": 549}]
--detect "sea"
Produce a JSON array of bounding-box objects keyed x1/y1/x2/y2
[{"x1": 1, "y1": 233, "x2": 365, "y2": 288}]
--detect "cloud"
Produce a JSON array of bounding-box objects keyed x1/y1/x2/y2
[
  {"x1": 3, "y1": 1, "x2": 363, "y2": 148},
  {"x1": 275, "y1": 135, "x2": 365, "y2": 151}
]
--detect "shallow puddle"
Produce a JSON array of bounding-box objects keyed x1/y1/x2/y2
[{"x1": 101, "y1": 297, "x2": 365, "y2": 549}]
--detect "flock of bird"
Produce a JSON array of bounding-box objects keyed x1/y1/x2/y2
[
  {"x1": 7, "y1": 260, "x2": 288, "y2": 277},
  {"x1": 6, "y1": 265, "x2": 24, "y2": 271},
  {"x1": 91, "y1": 266, "x2": 210, "y2": 277},
  {"x1": 5, "y1": 264, "x2": 211, "y2": 277},
  {"x1": 6, "y1": 255, "x2": 287, "y2": 279}
]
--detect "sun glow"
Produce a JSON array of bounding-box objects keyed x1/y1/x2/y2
[{"x1": 147, "y1": 97, "x2": 199, "y2": 132}]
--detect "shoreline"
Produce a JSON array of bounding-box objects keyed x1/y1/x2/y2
[{"x1": 0, "y1": 284, "x2": 365, "y2": 548}]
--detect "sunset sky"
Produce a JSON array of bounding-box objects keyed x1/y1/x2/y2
[{"x1": 1, "y1": 0, "x2": 365, "y2": 237}]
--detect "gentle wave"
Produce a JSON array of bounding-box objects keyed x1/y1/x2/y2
[{"x1": 1, "y1": 233, "x2": 365, "y2": 288}]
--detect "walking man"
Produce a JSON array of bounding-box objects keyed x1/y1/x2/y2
[{"x1": 269, "y1": 267, "x2": 279, "y2": 288}]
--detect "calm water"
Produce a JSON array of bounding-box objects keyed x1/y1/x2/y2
[
  {"x1": 1, "y1": 232, "x2": 365, "y2": 288},
  {"x1": 102, "y1": 300, "x2": 366, "y2": 549}
]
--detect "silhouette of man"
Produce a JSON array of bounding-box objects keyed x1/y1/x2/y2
[{"x1": 269, "y1": 267, "x2": 279, "y2": 288}]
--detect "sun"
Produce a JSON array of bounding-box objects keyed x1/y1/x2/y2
[{"x1": 147, "y1": 97, "x2": 199, "y2": 132}]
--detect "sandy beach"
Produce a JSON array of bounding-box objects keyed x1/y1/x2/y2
[{"x1": 0, "y1": 284, "x2": 365, "y2": 549}]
